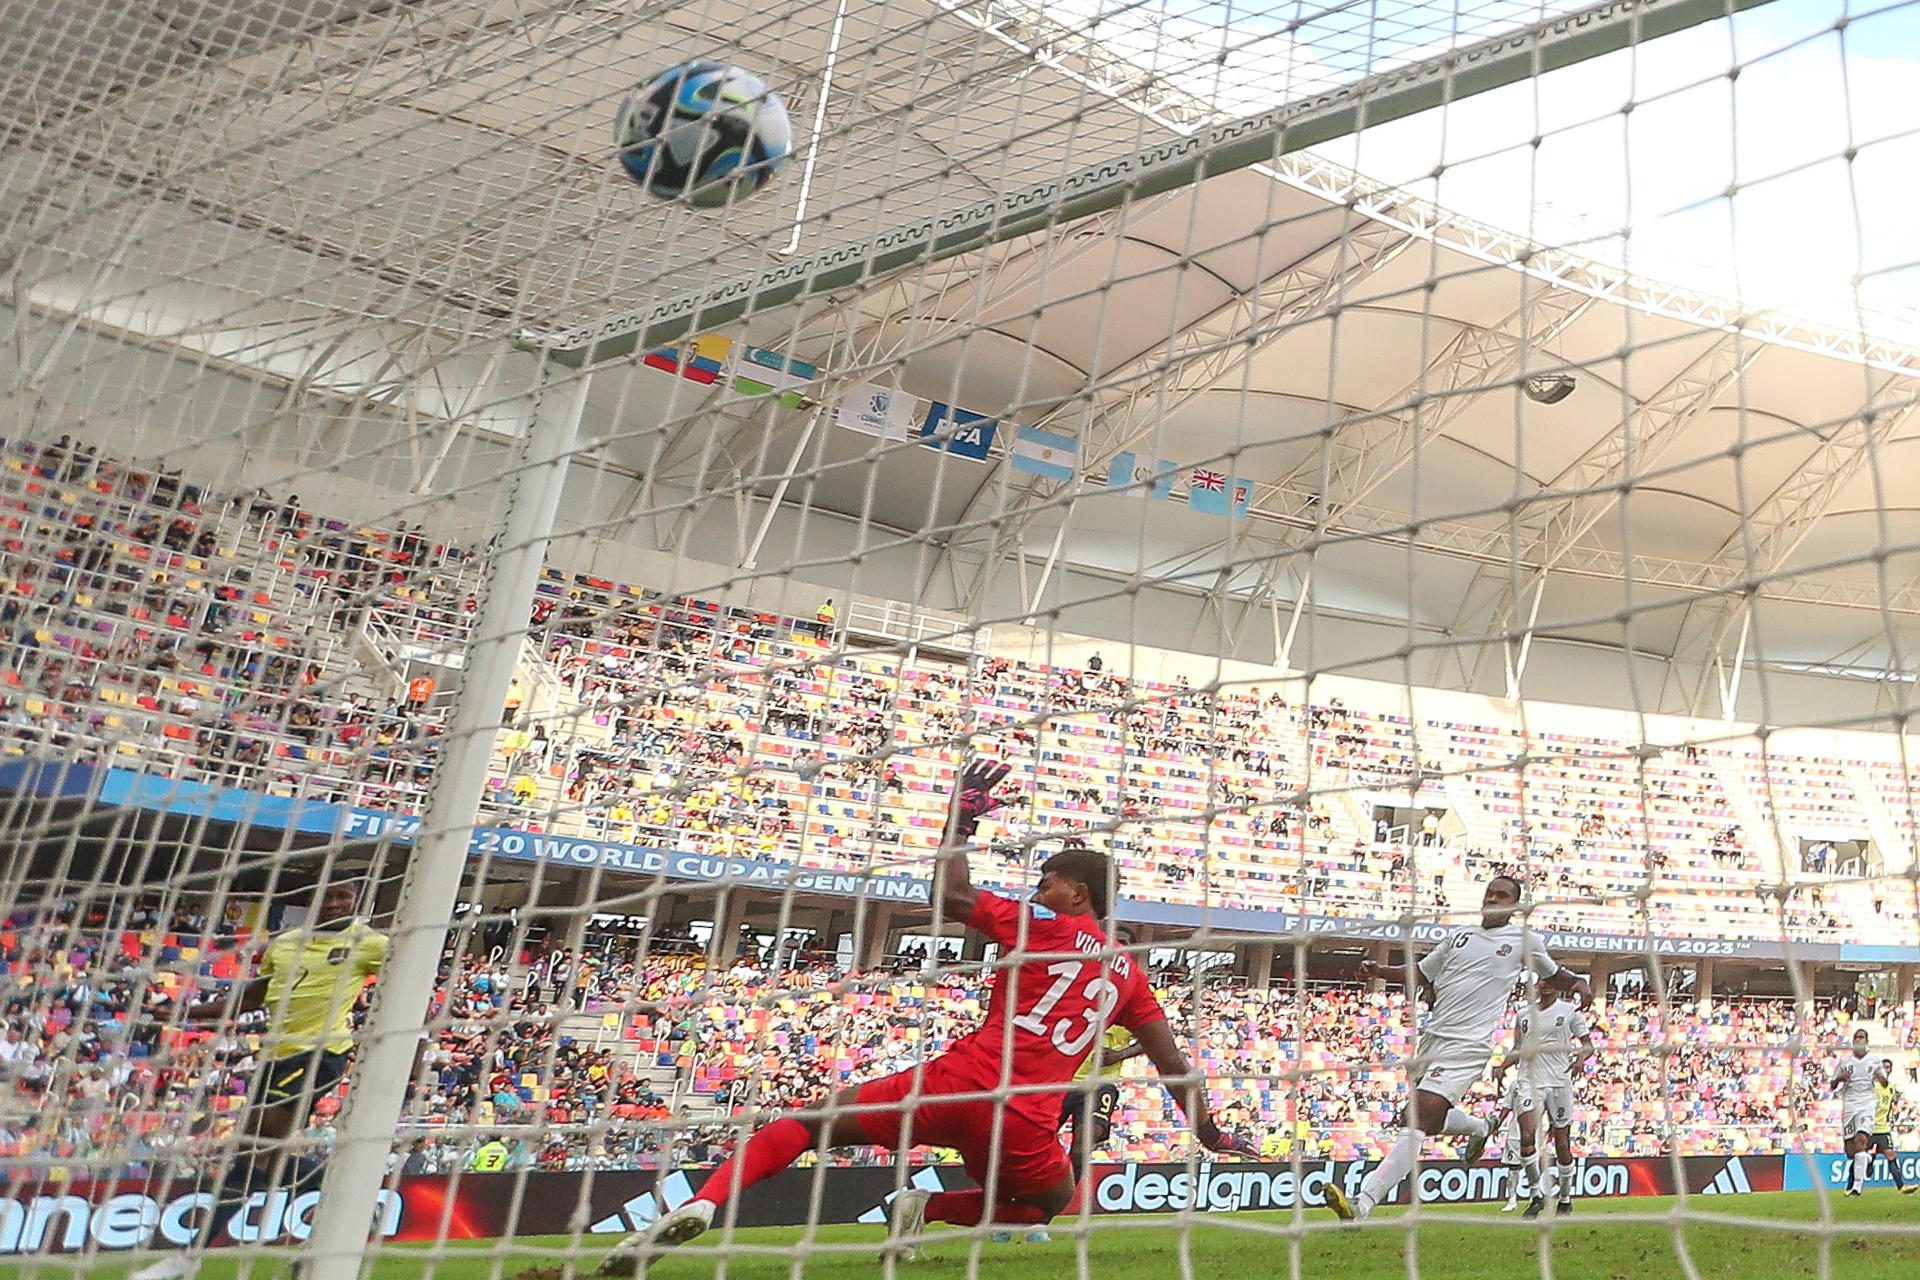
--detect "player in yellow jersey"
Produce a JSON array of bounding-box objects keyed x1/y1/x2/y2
[
  {"x1": 1060, "y1": 1025, "x2": 1144, "y2": 1173},
  {"x1": 997, "y1": 1023, "x2": 1143, "y2": 1245},
  {"x1": 133, "y1": 881, "x2": 388, "y2": 1280},
  {"x1": 1059, "y1": 924, "x2": 1149, "y2": 1178},
  {"x1": 1868, "y1": 1058, "x2": 1915, "y2": 1194}
]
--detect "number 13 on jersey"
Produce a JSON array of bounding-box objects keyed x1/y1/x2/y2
[{"x1": 1012, "y1": 959, "x2": 1121, "y2": 1055}]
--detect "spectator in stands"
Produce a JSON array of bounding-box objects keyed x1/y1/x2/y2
[
  {"x1": 6, "y1": 889, "x2": 1916, "y2": 1179},
  {"x1": 407, "y1": 674, "x2": 435, "y2": 713}
]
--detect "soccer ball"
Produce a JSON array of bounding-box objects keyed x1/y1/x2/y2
[{"x1": 614, "y1": 61, "x2": 791, "y2": 207}]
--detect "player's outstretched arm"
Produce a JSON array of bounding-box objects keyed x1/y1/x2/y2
[
  {"x1": 934, "y1": 756, "x2": 1012, "y2": 924},
  {"x1": 1131, "y1": 1018, "x2": 1257, "y2": 1157},
  {"x1": 187, "y1": 977, "x2": 268, "y2": 1022},
  {"x1": 1357, "y1": 958, "x2": 1410, "y2": 986},
  {"x1": 1542, "y1": 965, "x2": 1592, "y2": 1009},
  {"x1": 1573, "y1": 1031, "x2": 1596, "y2": 1075}
]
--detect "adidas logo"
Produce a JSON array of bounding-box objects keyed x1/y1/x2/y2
[
  {"x1": 857, "y1": 1168, "x2": 948, "y2": 1223},
  {"x1": 1701, "y1": 1158, "x2": 1753, "y2": 1195},
  {"x1": 589, "y1": 1171, "x2": 696, "y2": 1233}
]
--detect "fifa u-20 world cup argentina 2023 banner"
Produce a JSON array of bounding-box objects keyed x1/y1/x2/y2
[
  {"x1": 0, "y1": 1157, "x2": 1788, "y2": 1253},
  {"x1": 6, "y1": 761, "x2": 1902, "y2": 963}
]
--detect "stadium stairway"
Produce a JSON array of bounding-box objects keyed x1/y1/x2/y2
[
  {"x1": 348, "y1": 615, "x2": 411, "y2": 703},
  {"x1": 1333, "y1": 785, "x2": 1373, "y2": 848},
  {"x1": 516, "y1": 637, "x2": 600, "y2": 745},
  {"x1": 478, "y1": 639, "x2": 609, "y2": 825},
  {"x1": 1709, "y1": 753, "x2": 1791, "y2": 867},
  {"x1": 550, "y1": 1005, "x2": 727, "y2": 1116},
  {"x1": 1440, "y1": 767, "x2": 1503, "y2": 855},
  {"x1": 552, "y1": 1006, "x2": 632, "y2": 1047},
  {"x1": 1845, "y1": 761, "x2": 1914, "y2": 873}
]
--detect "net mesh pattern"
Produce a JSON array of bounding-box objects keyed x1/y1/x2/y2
[{"x1": 2, "y1": 0, "x2": 1919, "y2": 1276}]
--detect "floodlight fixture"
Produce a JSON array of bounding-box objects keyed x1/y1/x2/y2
[{"x1": 1524, "y1": 373, "x2": 1578, "y2": 405}]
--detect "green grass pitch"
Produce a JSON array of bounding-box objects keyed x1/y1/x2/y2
[{"x1": 11, "y1": 1192, "x2": 1920, "y2": 1280}]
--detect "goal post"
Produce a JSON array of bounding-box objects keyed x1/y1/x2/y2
[{"x1": 304, "y1": 366, "x2": 597, "y2": 1280}]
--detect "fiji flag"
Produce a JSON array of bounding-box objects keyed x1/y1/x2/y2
[
  {"x1": 920, "y1": 402, "x2": 998, "y2": 460},
  {"x1": 1105, "y1": 451, "x2": 1176, "y2": 500},
  {"x1": 1187, "y1": 468, "x2": 1252, "y2": 517}
]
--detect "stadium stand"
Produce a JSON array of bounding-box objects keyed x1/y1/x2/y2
[
  {"x1": 1, "y1": 435, "x2": 1915, "y2": 946},
  {"x1": 3, "y1": 441, "x2": 1918, "y2": 1186},
  {"x1": 1, "y1": 903, "x2": 1903, "y2": 1182}
]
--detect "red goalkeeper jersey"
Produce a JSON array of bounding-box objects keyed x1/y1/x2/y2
[{"x1": 941, "y1": 892, "x2": 1165, "y2": 1121}]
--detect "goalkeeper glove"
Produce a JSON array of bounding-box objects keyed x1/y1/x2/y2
[{"x1": 951, "y1": 757, "x2": 1012, "y2": 842}]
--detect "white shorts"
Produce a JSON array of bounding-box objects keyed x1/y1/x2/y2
[
  {"x1": 1503, "y1": 1073, "x2": 1536, "y2": 1115},
  {"x1": 1412, "y1": 1038, "x2": 1493, "y2": 1107},
  {"x1": 1844, "y1": 1107, "x2": 1877, "y2": 1140},
  {"x1": 1534, "y1": 1083, "x2": 1575, "y2": 1129}
]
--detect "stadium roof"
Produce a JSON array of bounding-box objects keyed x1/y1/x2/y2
[{"x1": 4, "y1": 0, "x2": 1919, "y2": 723}]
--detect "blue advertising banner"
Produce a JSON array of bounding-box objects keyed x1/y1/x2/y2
[
  {"x1": 1783, "y1": 1152, "x2": 1920, "y2": 1191},
  {"x1": 7, "y1": 762, "x2": 1911, "y2": 963}
]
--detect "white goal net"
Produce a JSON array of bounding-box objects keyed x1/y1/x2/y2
[{"x1": 2, "y1": 0, "x2": 1918, "y2": 1276}]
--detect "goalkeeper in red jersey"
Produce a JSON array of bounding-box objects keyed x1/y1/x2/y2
[{"x1": 600, "y1": 755, "x2": 1249, "y2": 1271}]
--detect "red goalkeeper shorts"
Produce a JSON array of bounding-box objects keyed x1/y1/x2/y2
[{"x1": 851, "y1": 1054, "x2": 1072, "y2": 1197}]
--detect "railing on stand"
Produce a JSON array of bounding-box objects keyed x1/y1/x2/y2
[
  {"x1": 350, "y1": 615, "x2": 411, "y2": 702},
  {"x1": 841, "y1": 597, "x2": 991, "y2": 661},
  {"x1": 516, "y1": 636, "x2": 567, "y2": 720}
]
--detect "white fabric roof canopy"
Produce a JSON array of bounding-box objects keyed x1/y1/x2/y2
[{"x1": 3, "y1": 0, "x2": 1917, "y2": 720}]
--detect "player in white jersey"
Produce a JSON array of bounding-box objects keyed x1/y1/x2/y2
[
  {"x1": 1832, "y1": 1028, "x2": 1891, "y2": 1195},
  {"x1": 1499, "y1": 978, "x2": 1593, "y2": 1217},
  {"x1": 1324, "y1": 876, "x2": 1590, "y2": 1223},
  {"x1": 1493, "y1": 981, "x2": 1535, "y2": 1212},
  {"x1": 1497, "y1": 1105, "x2": 1531, "y2": 1212}
]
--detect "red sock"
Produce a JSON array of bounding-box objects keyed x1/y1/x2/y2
[
  {"x1": 693, "y1": 1118, "x2": 812, "y2": 1207},
  {"x1": 923, "y1": 1191, "x2": 1048, "y2": 1227},
  {"x1": 924, "y1": 1190, "x2": 986, "y2": 1226}
]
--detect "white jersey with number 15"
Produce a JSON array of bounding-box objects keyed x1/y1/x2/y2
[{"x1": 1417, "y1": 923, "x2": 1562, "y2": 1044}]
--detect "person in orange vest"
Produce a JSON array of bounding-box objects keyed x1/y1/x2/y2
[
  {"x1": 405, "y1": 673, "x2": 435, "y2": 712},
  {"x1": 503, "y1": 676, "x2": 525, "y2": 726}
]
